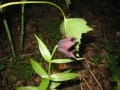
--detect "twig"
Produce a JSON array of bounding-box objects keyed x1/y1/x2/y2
[
  {"x1": 78, "y1": 72, "x2": 92, "y2": 90},
  {"x1": 80, "y1": 83, "x2": 83, "y2": 90},
  {"x1": 85, "y1": 60, "x2": 103, "y2": 90},
  {"x1": 82, "y1": 76, "x2": 92, "y2": 90}
]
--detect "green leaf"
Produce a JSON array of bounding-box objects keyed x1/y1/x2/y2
[
  {"x1": 30, "y1": 59, "x2": 48, "y2": 78},
  {"x1": 111, "y1": 67, "x2": 120, "y2": 82},
  {"x1": 51, "y1": 59, "x2": 73, "y2": 63},
  {"x1": 38, "y1": 79, "x2": 50, "y2": 90},
  {"x1": 22, "y1": 0, "x2": 27, "y2": 1},
  {"x1": 34, "y1": 34, "x2": 51, "y2": 62},
  {"x1": 50, "y1": 81, "x2": 61, "y2": 89},
  {"x1": 103, "y1": 38, "x2": 114, "y2": 53},
  {"x1": 117, "y1": 80, "x2": 120, "y2": 90},
  {"x1": 50, "y1": 72, "x2": 79, "y2": 81},
  {"x1": 76, "y1": 57, "x2": 85, "y2": 61},
  {"x1": 60, "y1": 18, "x2": 93, "y2": 50},
  {"x1": 63, "y1": 69, "x2": 72, "y2": 73},
  {"x1": 0, "y1": 62, "x2": 5, "y2": 71},
  {"x1": 92, "y1": 55, "x2": 102, "y2": 66},
  {"x1": 115, "y1": 80, "x2": 120, "y2": 90},
  {"x1": 51, "y1": 45, "x2": 58, "y2": 58},
  {"x1": 16, "y1": 86, "x2": 38, "y2": 90},
  {"x1": 65, "y1": 0, "x2": 71, "y2": 8}
]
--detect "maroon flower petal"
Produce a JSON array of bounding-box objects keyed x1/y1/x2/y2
[{"x1": 57, "y1": 37, "x2": 77, "y2": 58}]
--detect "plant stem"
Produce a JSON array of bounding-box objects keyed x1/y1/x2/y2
[
  {"x1": 0, "y1": 1, "x2": 67, "y2": 19},
  {"x1": 0, "y1": 8, "x2": 16, "y2": 59},
  {"x1": 48, "y1": 62, "x2": 51, "y2": 75},
  {"x1": 48, "y1": 45, "x2": 58, "y2": 75},
  {"x1": 20, "y1": 0, "x2": 25, "y2": 53},
  {"x1": 3, "y1": 17, "x2": 16, "y2": 59}
]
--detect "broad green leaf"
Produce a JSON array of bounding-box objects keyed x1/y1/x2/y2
[
  {"x1": 51, "y1": 59, "x2": 73, "y2": 63},
  {"x1": 30, "y1": 59, "x2": 48, "y2": 78},
  {"x1": 50, "y1": 72, "x2": 79, "y2": 81},
  {"x1": 65, "y1": 0, "x2": 71, "y2": 8},
  {"x1": 60, "y1": 18, "x2": 93, "y2": 50},
  {"x1": 38, "y1": 79, "x2": 50, "y2": 90},
  {"x1": 16, "y1": 86, "x2": 38, "y2": 90},
  {"x1": 34, "y1": 35, "x2": 51, "y2": 62},
  {"x1": 50, "y1": 81, "x2": 61, "y2": 89}
]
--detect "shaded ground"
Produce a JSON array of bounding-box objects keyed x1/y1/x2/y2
[{"x1": 0, "y1": 0, "x2": 120, "y2": 90}]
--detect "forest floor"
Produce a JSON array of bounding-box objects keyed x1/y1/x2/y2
[{"x1": 0, "y1": 0, "x2": 120, "y2": 90}]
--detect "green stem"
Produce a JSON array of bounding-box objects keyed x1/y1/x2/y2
[
  {"x1": 3, "y1": 18, "x2": 16, "y2": 59},
  {"x1": 0, "y1": 8, "x2": 16, "y2": 59},
  {"x1": 48, "y1": 45, "x2": 58, "y2": 75},
  {"x1": 48, "y1": 62, "x2": 51, "y2": 75},
  {"x1": 20, "y1": 1, "x2": 25, "y2": 53},
  {"x1": 0, "y1": 1, "x2": 67, "y2": 19}
]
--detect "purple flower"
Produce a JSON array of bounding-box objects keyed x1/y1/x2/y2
[{"x1": 57, "y1": 37, "x2": 77, "y2": 58}]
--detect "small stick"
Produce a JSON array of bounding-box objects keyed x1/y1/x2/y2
[
  {"x1": 85, "y1": 60, "x2": 103, "y2": 90},
  {"x1": 78, "y1": 72, "x2": 92, "y2": 90}
]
